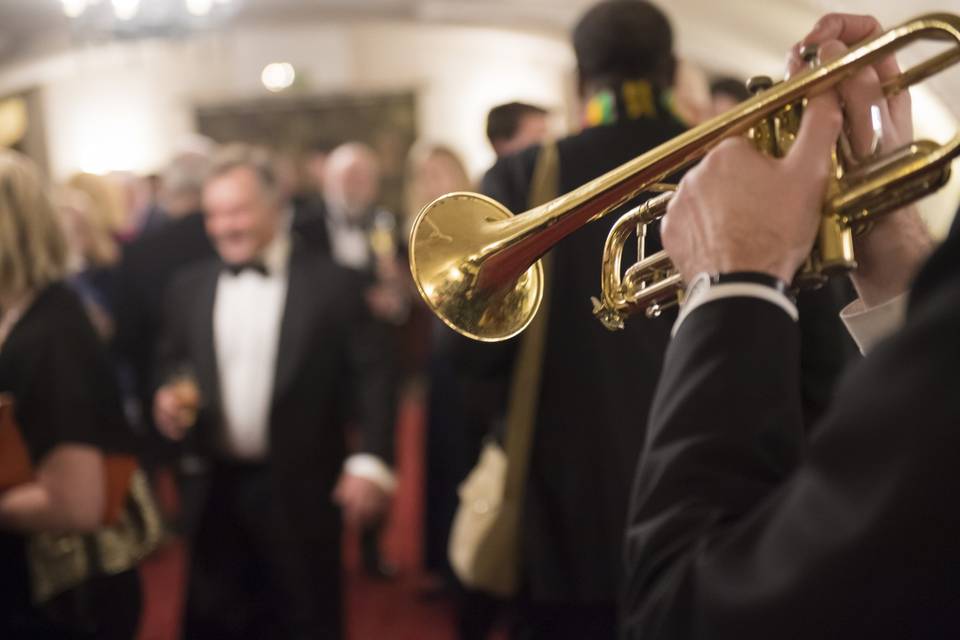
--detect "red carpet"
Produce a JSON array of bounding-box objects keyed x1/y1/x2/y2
[{"x1": 137, "y1": 394, "x2": 460, "y2": 639}]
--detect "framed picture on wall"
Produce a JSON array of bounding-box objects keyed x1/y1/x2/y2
[{"x1": 195, "y1": 91, "x2": 416, "y2": 216}]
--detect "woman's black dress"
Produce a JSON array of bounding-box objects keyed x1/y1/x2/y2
[{"x1": 0, "y1": 283, "x2": 141, "y2": 639}]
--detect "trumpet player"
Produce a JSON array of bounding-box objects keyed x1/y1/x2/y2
[
  {"x1": 623, "y1": 13, "x2": 954, "y2": 638},
  {"x1": 466, "y1": 1, "x2": 856, "y2": 637}
]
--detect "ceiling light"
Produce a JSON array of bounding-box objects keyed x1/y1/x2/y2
[
  {"x1": 111, "y1": 0, "x2": 140, "y2": 20},
  {"x1": 62, "y1": 0, "x2": 87, "y2": 18},
  {"x1": 185, "y1": 0, "x2": 214, "y2": 16},
  {"x1": 261, "y1": 62, "x2": 296, "y2": 93}
]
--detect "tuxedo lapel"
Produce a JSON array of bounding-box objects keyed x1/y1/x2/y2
[
  {"x1": 190, "y1": 264, "x2": 222, "y2": 415},
  {"x1": 273, "y1": 238, "x2": 317, "y2": 402}
]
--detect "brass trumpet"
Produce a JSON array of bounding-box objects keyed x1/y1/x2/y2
[{"x1": 409, "y1": 13, "x2": 960, "y2": 342}]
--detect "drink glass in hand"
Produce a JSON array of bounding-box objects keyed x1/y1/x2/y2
[{"x1": 168, "y1": 368, "x2": 201, "y2": 429}]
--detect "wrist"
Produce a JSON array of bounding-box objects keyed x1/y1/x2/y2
[
  {"x1": 712, "y1": 271, "x2": 795, "y2": 301},
  {"x1": 851, "y1": 209, "x2": 933, "y2": 308},
  {"x1": 675, "y1": 270, "x2": 799, "y2": 335},
  {"x1": 684, "y1": 271, "x2": 796, "y2": 307},
  {"x1": 724, "y1": 258, "x2": 804, "y2": 286},
  {"x1": 344, "y1": 454, "x2": 396, "y2": 494},
  {"x1": 684, "y1": 258, "x2": 801, "y2": 289}
]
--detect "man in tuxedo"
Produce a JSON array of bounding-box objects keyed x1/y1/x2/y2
[
  {"x1": 623, "y1": 13, "x2": 958, "y2": 638},
  {"x1": 468, "y1": 2, "x2": 855, "y2": 637},
  {"x1": 320, "y1": 142, "x2": 409, "y2": 324},
  {"x1": 320, "y1": 144, "x2": 394, "y2": 267},
  {"x1": 153, "y1": 144, "x2": 397, "y2": 639}
]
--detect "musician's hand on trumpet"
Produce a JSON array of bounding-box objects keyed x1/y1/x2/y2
[
  {"x1": 661, "y1": 91, "x2": 843, "y2": 286},
  {"x1": 794, "y1": 13, "x2": 934, "y2": 308}
]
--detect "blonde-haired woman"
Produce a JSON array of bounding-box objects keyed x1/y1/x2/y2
[
  {"x1": 400, "y1": 142, "x2": 472, "y2": 379},
  {"x1": 0, "y1": 151, "x2": 141, "y2": 638},
  {"x1": 62, "y1": 173, "x2": 127, "y2": 339},
  {"x1": 55, "y1": 185, "x2": 118, "y2": 269},
  {"x1": 54, "y1": 186, "x2": 118, "y2": 339},
  {"x1": 403, "y1": 143, "x2": 472, "y2": 239},
  {"x1": 66, "y1": 172, "x2": 127, "y2": 242}
]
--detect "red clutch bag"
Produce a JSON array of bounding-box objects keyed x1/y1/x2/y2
[
  {"x1": 102, "y1": 455, "x2": 138, "y2": 525},
  {"x1": 0, "y1": 393, "x2": 137, "y2": 525},
  {"x1": 0, "y1": 393, "x2": 34, "y2": 492}
]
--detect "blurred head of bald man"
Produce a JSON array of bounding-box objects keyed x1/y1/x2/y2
[{"x1": 323, "y1": 143, "x2": 382, "y2": 222}]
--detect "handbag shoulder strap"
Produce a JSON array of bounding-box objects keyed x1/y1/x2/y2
[
  {"x1": 503, "y1": 141, "x2": 559, "y2": 500},
  {"x1": 527, "y1": 141, "x2": 559, "y2": 212}
]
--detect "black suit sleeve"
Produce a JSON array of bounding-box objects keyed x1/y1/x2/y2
[
  {"x1": 344, "y1": 283, "x2": 399, "y2": 466},
  {"x1": 623, "y1": 285, "x2": 960, "y2": 639},
  {"x1": 153, "y1": 273, "x2": 192, "y2": 403},
  {"x1": 156, "y1": 287, "x2": 190, "y2": 397},
  {"x1": 795, "y1": 279, "x2": 859, "y2": 428}
]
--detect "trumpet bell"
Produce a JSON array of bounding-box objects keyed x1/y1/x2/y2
[{"x1": 409, "y1": 192, "x2": 544, "y2": 342}]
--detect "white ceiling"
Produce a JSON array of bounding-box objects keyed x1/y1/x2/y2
[
  {"x1": 1, "y1": 0, "x2": 956, "y2": 116},
  {"x1": 0, "y1": 0, "x2": 956, "y2": 229}
]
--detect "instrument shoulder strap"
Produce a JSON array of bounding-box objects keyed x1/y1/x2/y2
[{"x1": 503, "y1": 141, "x2": 559, "y2": 500}]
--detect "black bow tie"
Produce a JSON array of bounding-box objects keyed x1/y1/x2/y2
[{"x1": 224, "y1": 260, "x2": 268, "y2": 277}]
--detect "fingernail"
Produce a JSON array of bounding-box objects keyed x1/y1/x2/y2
[{"x1": 800, "y1": 44, "x2": 819, "y2": 65}]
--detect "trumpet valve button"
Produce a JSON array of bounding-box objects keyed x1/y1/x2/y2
[
  {"x1": 746, "y1": 75, "x2": 774, "y2": 95},
  {"x1": 799, "y1": 44, "x2": 819, "y2": 65}
]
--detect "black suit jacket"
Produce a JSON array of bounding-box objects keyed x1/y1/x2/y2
[
  {"x1": 158, "y1": 234, "x2": 397, "y2": 530},
  {"x1": 622, "y1": 209, "x2": 960, "y2": 638},
  {"x1": 471, "y1": 113, "x2": 856, "y2": 603}
]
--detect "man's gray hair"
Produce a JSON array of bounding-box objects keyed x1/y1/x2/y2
[
  {"x1": 205, "y1": 143, "x2": 279, "y2": 199},
  {"x1": 162, "y1": 152, "x2": 210, "y2": 200}
]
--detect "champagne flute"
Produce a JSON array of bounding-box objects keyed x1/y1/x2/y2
[{"x1": 167, "y1": 365, "x2": 201, "y2": 429}]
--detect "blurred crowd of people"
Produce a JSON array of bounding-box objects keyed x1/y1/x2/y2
[{"x1": 0, "y1": 1, "x2": 836, "y2": 637}]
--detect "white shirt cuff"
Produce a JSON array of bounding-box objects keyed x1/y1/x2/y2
[
  {"x1": 672, "y1": 282, "x2": 798, "y2": 337},
  {"x1": 344, "y1": 454, "x2": 397, "y2": 493},
  {"x1": 839, "y1": 293, "x2": 907, "y2": 355}
]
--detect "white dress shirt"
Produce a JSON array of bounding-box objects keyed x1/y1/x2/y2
[
  {"x1": 839, "y1": 293, "x2": 907, "y2": 354},
  {"x1": 324, "y1": 203, "x2": 372, "y2": 270},
  {"x1": 213, "y1": 229, "x2": 290, "y2": 460}
]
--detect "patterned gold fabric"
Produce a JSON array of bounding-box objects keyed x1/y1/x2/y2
[{"x1": 27, "y1": 469, "x2": 164, "y2": 604}]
